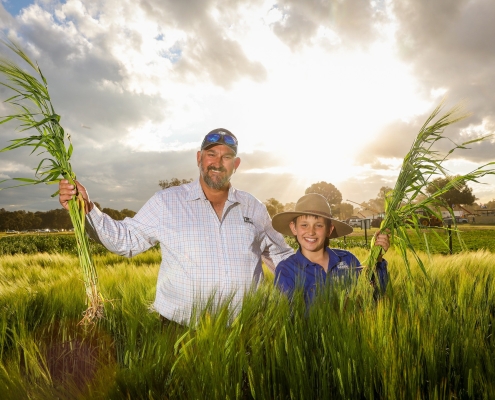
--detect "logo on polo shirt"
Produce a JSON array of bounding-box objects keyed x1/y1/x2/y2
[
  {"x1": 336, "y1": 261, "x2": 349, "y2": 269},
  {"x1": 244, "y1": 216, "x2": 254, "y2": 224}
]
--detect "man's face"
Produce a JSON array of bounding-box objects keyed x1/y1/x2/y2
[{"x1": 197, "y1": 144, "x2": 241, "y2": 190}]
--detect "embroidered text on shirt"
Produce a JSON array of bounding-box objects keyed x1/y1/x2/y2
[{"x1": 336, "y1": 261, "x2": 349, "y2": 269}]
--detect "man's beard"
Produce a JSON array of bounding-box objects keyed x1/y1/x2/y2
[{"x1": 200, "y1": 165, "x2": 231, "y2": 190}]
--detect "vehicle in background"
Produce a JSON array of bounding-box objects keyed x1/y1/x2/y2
[
  {"x1": 413, "y1": 210, "x2": 443, "y2": 227},
  {"x1": 346, "y1": 218, "x2": 363, "y2": 228},
  {"x1": 443, "y1": 216, "x2": 469, "y2": 225},
  {"x1": 6, "y1": 229, "x2": 19, "y2": 234},
  {"x1": 441, "y1": 210, "x2": 467, "y2": 219},
  {"x1": 345, "y1": 217, "x2": 374, "y2": 229}
]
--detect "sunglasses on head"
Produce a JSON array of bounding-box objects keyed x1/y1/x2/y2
[
  {"x1": 201, "y1": 130, "x2": 238, "y2": 155},
  {"x1": 203, "y1": 131, "x2": 238, "y2": 146}
]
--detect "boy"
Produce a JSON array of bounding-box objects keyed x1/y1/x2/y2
[{"x1": 271, "y1": 193, "x2": 389, "y2": 302}]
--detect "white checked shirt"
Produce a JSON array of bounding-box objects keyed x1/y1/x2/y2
[{"x1": 86, "y1": 179, "x2": 293, "y2": 324}]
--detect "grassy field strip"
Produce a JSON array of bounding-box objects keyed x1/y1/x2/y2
[
  {"x1": 2, "y1": 228, "x2": 495, "y2": 256},
  {"x1": 344, "y1": 226, "x2": 495, "y2": 254},
  {"x1": 0, "y1": 248, "x2": 494, "y2": 398}
]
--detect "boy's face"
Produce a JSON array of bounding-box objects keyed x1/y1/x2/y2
[{"x1": 289, "y1": 215, "x2": 334, "y2": 254}]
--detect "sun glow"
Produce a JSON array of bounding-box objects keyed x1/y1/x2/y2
[
  {"x1": 101, "y1": 0, "x2": 429, "y2": 190},
  {"x1": 231, "y1": 42, "x2": 427, "y2": 186}
]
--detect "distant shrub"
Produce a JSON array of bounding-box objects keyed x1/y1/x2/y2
[
  {"x1": 0, "y1": 235, "x2": 109, "y2": 256},
  {"x1": 0, "y1": 234, "x2": 160, "y2": 256}
]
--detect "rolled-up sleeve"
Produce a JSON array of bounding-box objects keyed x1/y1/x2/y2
[{"x1": 85, "y1": 196, "x2": 160, "y2": 257}]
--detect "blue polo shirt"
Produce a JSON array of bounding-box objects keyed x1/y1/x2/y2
[{"x1": 274, "y1": 247, "x2": 388, "y2": 302}]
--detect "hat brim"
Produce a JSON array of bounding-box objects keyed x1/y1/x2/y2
[{"x1": 272, "y1": 211, "x2": 353, "y2": 239}]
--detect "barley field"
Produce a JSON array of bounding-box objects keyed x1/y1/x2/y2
[{"x1": 0, "y1": 241, "x2": 494, "y2": 399}]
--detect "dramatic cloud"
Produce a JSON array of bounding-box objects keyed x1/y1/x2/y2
[
  {"x1": 270, "y1": 0, "x2": 384, "y2": 50},
  {"x1": 388, "y1": 0, "x2": 495, "y2": 148},
  {"x1": 1, "y1": 0, "x2": 494, "y2": 214},
  {"x1": 356, "y1": 0, "x2": 495, "y2": 190}
]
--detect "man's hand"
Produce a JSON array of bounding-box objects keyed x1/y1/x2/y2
[{"x1": 59, "y1": 179, "x2": 94, "y2": 214}]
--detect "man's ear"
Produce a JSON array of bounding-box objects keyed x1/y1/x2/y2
[
  {"x1": 197, "y1": 151, "x2": 202, "y2": 166},
  {"x1": 234, "y1": 157, "x2": 241, "y2": 171}
]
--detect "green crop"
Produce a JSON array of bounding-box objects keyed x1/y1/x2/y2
[
  {"x1": 364, "y1": 101, "x2": 495, "y2": 286},
  {"x1": 0, "y1": 40, "x2": 102, "y2": 323}
]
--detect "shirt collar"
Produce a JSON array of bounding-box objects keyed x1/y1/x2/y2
[
  {"x1": 294, "y1": 248, "x2": 340, "y2": 269},
  {"x1": 186, "y1": 178, "x2": 239, "y2": 205}
]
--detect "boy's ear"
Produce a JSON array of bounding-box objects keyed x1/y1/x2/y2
[{"x1": 289, "y1": 221, "x2": 298, "y2": 236}]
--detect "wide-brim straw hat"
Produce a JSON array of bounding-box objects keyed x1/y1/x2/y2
[{"x1": 272, "y1": 193, "x2": 353, "y2": 239}]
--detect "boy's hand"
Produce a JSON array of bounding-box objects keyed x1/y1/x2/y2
[{"x1": 374, "y1": 230, "x2": 390, "y2": 261}]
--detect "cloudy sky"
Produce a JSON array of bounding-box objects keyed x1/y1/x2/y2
[{"x1": 0, "y1": 0, "x2": 494, "y2": 213}]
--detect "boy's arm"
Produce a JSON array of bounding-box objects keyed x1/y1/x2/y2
[
  {"x1": 375, "y1": 258, "x2": 389, "y2": 289},
  {"x1": 274, "y1": 262, "x2": 296, "y2": 293}
]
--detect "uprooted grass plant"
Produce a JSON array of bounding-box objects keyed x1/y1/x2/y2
[
  {"x1": 363, "y1": 102, "x2": 495, "y2": 287},
  {"x1": 0, "y1": 40, "x2": 102, "y2": 323}
]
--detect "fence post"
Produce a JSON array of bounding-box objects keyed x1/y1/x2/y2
[
  {"x1": 363, "y1": 220, "x2": 368, "y2": 245},
  {"x1": 448, "y1": 222, "x2": 453, "y2": 254}
]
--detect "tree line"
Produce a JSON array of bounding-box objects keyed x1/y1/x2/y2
[
  {"x1": 0, "y1": 204, "x2": 136, "y2": 231},
  {"x1": 264, "y1": 176, "x2": 488, "y2": 220},
  {"x1": 2, "y1": 176, "x2": 490, "y2": 231}
]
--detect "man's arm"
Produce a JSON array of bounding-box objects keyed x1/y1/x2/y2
[{"x1": 58, "y1": 180, "x2": 157, "y2": 257}]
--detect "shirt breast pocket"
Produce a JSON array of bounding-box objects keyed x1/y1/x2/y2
[{"x1": 227, "y1": 219, "x2": 261, "y2": 257}]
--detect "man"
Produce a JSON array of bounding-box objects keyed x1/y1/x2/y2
[{"x1": 59, "y1": 128, "x2": 294, "y2": 325}]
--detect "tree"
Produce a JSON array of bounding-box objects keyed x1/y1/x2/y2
[
  {"x1": 362, "y1": 186, "x2": 393, "y2": 214},
  {"x1": 159, "y1": 178, "x2": 193, "y2": 190},
  {"x1": 426, "y1": 176, "x2": 476, "y2": 207},
  {"x1": 102, "y1": 208, "x2": 124, "y2": 221},
  {"x1": 338, "y1": 203, "x2": 354, "y2": 220},
  {"x1": 35, "y1": 209, "x2": 72, "y2": 230},
  {"x1": 305, "y1": 181, "x2": 342, "y2": 213},
  {"x1": 100, "y1": 207, "x2": 137, "y2": 220},
  {"x1": 283, "y1": 202, "x2": 296, "y2": 212},
  {"x1": 0, "y1": 210, "x2": 42, "y2": 230},
  {"x1": 485, "y1": 199, "x2": 495, "y2": 209},
  {"x1": 120, "y1": 209, "x2": 137, "y2": 218},
  {"x1": 264, "y1": 198, "x2": 284, "y2": 218}
]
